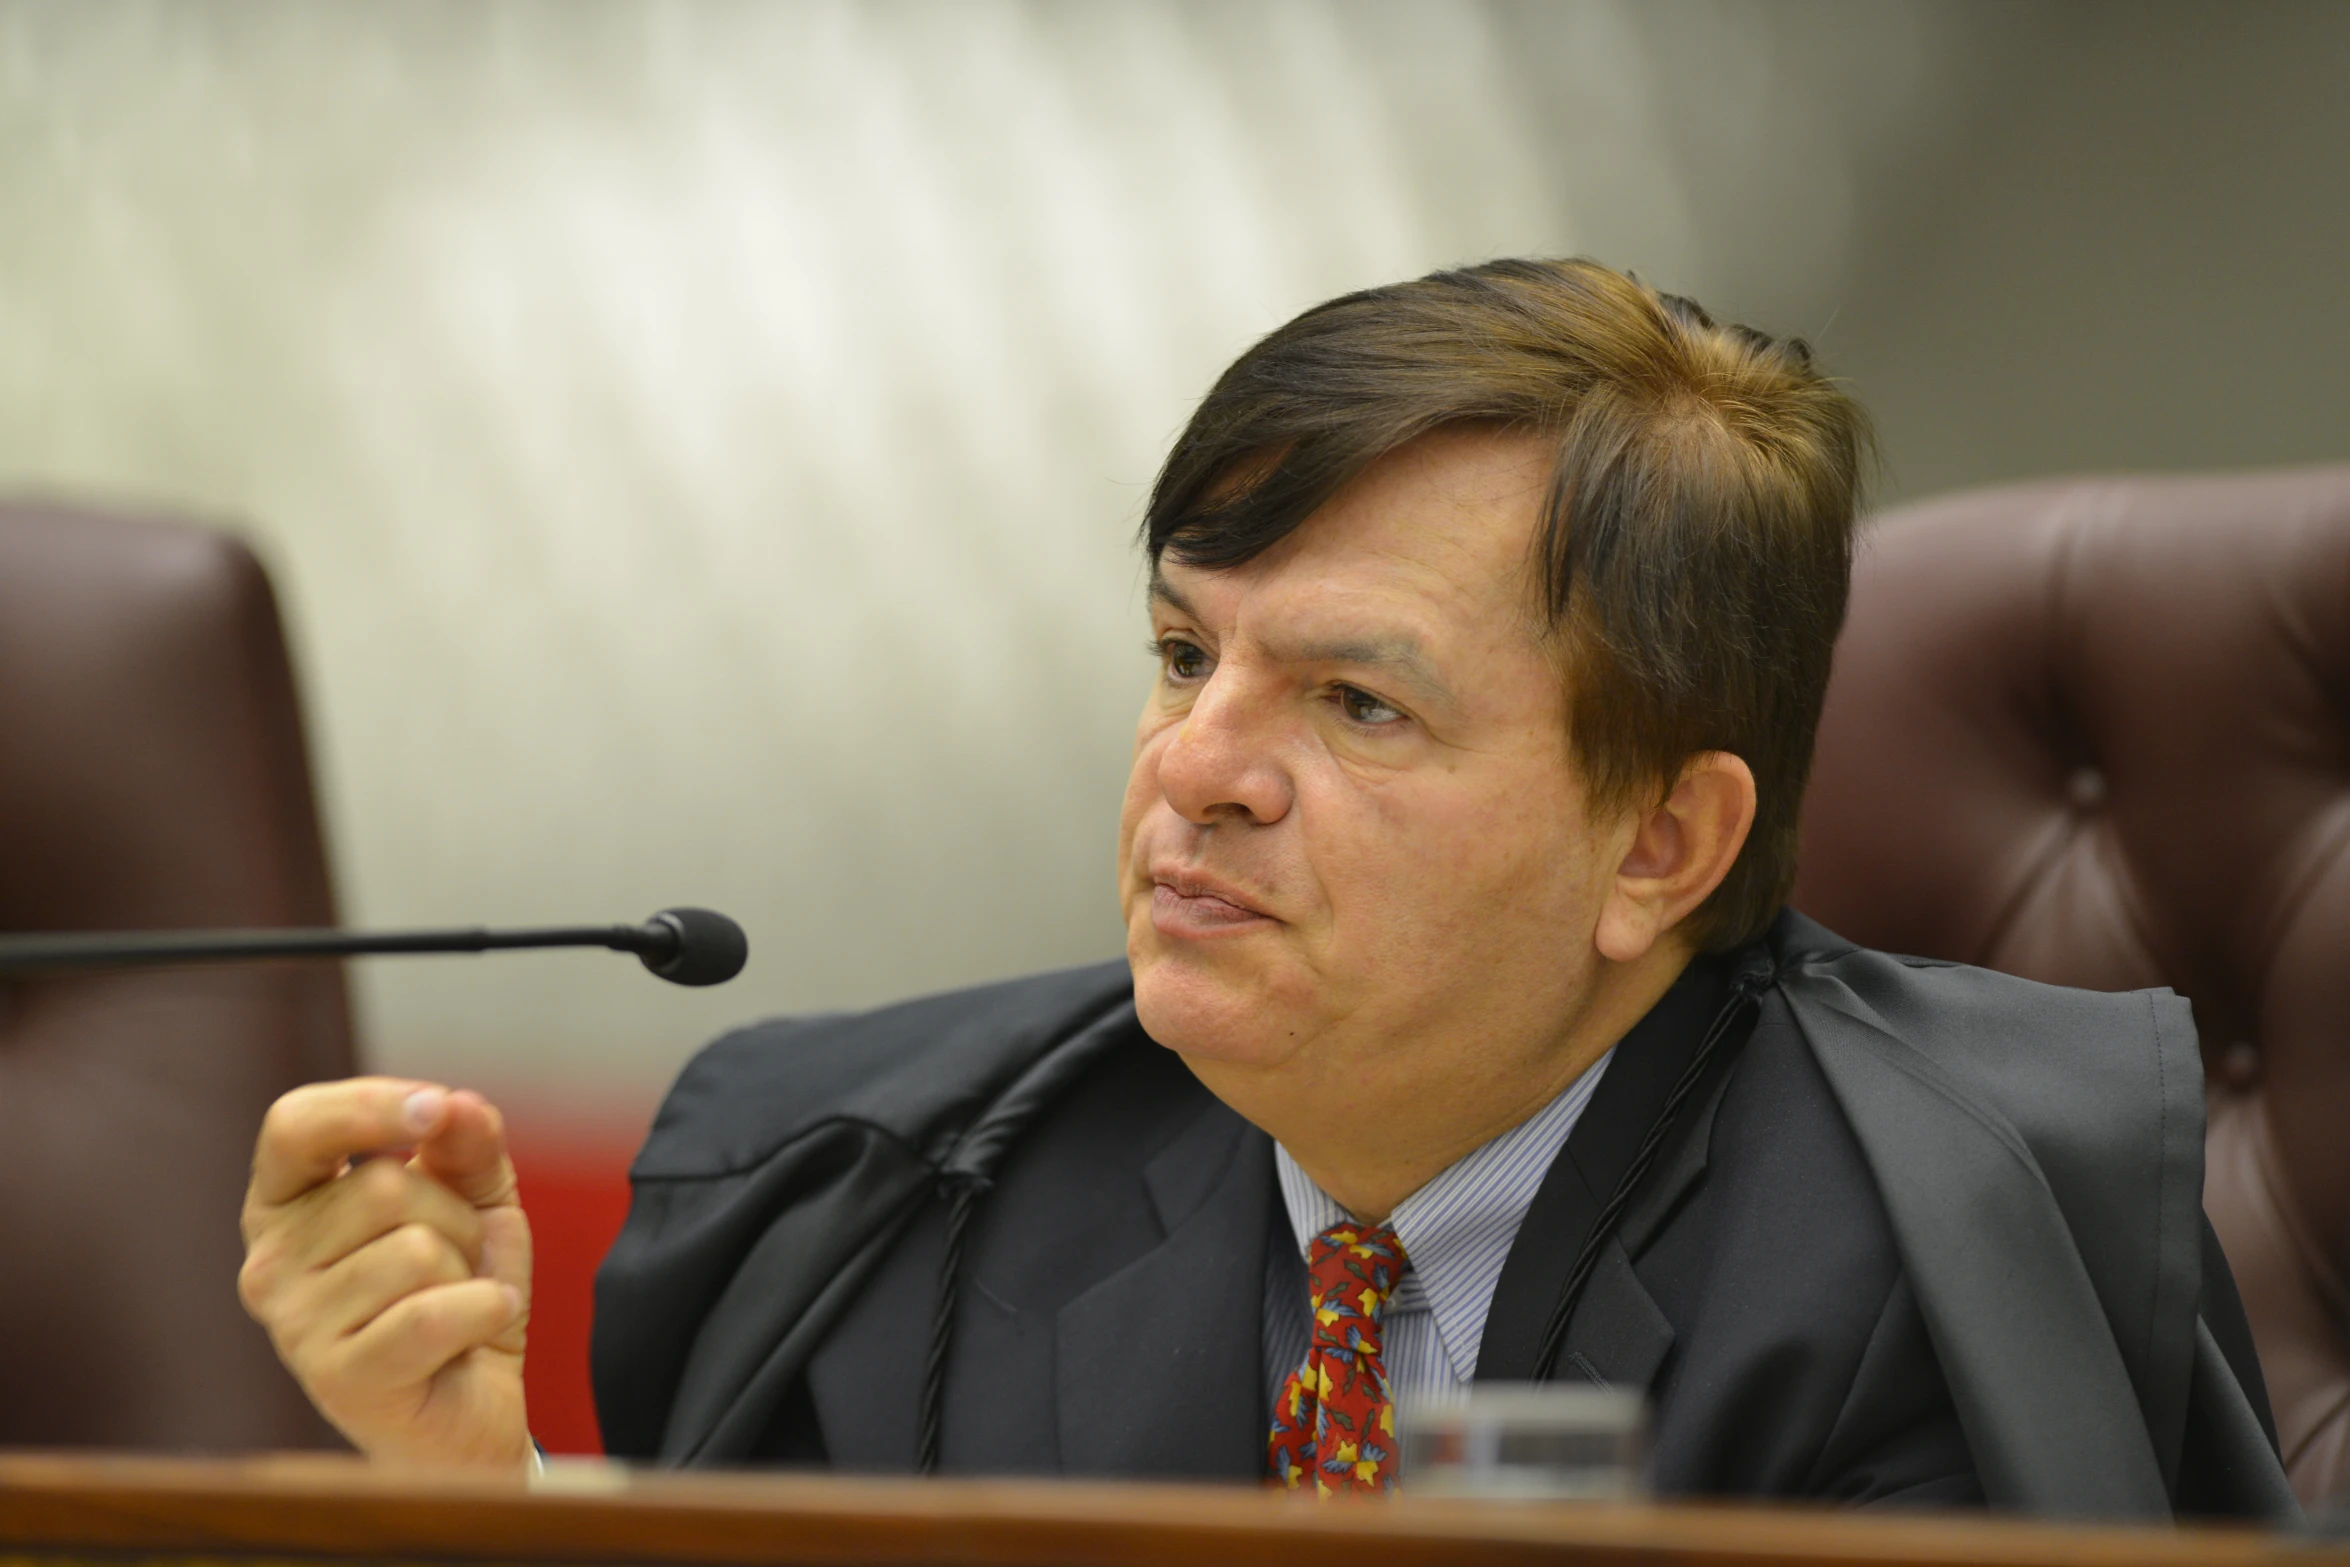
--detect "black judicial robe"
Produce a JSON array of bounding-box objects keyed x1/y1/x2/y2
[{"x1": 590, "y1": 913, "x2": 2298, "y2": 1520}]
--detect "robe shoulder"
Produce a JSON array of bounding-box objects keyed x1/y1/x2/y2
[
  {"x1": 1770, "y1": 913, "x2": 2270, "y2": 1518},
  {"x1": 1776, "y1": 913, "x2": 2200, "y2": 1180},
  {"x1": 631, "y1": 959, "x2": 1135, "y2": 1182}
]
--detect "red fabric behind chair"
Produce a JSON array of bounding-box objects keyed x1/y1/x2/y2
[
  {"x1": 0, "y1": 498, "x2": 355, "y2": 1450},
  {"x1": 510, "y1": 1127, "x2": 639, "y2": 1455},
  {"x1": 1794, "y1": 467, "x2": 2350, "y2": 1506}
]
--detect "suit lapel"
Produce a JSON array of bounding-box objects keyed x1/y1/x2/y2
[
  {"x1": 1477, "y1": 953, "x2": 1735, "y2": 1385},
  {"x1": 1054, "y1": 1097, "x2": 1274, "y2": 1478},
  {"x1": 1545, "y1": 1064, "x2": 1740, "y2": 1390}
]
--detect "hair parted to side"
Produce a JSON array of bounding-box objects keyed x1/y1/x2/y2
[{"x1": 1143, "y1": 257, "x2": 1872, "y2": 951}]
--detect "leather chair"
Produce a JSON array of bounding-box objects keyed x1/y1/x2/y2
[
  {"x1": 1793, "y1": 466, "x2": 2350, "y2": 1507},
  {"x1": 0, "y1": 499, "x2": 351, "y2": 1450}
]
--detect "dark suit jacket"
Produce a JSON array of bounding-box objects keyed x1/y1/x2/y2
[{"x1": 594, "y1": 914, "x2": 2294, "y2": 1519}]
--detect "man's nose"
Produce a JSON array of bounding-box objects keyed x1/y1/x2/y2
[{"x1": 1155, "y1": 674, "x2": 1295, "y2": 827}]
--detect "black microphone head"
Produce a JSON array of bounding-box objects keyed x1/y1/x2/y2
[{"x1": 639, "y1": 907, "x2": 748, "y2": 986}]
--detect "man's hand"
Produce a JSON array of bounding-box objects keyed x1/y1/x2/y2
[{"x1": 238, "y1": 1078, "x2": 533, "y2": 1471}]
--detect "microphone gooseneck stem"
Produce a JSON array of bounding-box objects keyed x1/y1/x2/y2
[
  {"x1": 0, "y1": 923, "x2": 666, "y2": 975},
  {"x1": 0, "y1": 907, "x2": 745, "y2": 986}
]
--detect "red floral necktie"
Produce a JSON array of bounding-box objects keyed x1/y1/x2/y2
[{"x1": 1268, "y1": 1223, "x2": 1409, "y2": 1494}]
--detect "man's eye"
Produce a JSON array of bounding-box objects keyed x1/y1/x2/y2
[
  {"x1": 1154, "y1": 638, "x2": 1208, "y2": 681},
  {"x1": 1336, "y1": 685, "x2": 1404, "y2": 726}
]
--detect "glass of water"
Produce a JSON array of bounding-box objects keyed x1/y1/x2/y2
[{"x1": 1397, "y1": 1385, "x2": 1648, "y2": 1499}]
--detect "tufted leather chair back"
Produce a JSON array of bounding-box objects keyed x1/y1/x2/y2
[
  {"x1": 1793, "y1": 467, "x2": 2350, "y2": 1506},
  {"x1": 0, "y1": 499, "x2": 352, "y2": 1450}
]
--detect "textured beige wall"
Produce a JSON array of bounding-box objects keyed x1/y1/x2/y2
[{"x1": 2, "y1": 1, "x2": 2340, "y2": 1113}]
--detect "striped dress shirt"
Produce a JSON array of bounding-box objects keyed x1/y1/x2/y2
[{"x1": 1262, "y1": 1049, "x2": 1615, "y2": 1412}]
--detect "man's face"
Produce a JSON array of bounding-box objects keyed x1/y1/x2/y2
[{"x1": 1119, "y1": 428, "x2": 1628, "y2": 1114}]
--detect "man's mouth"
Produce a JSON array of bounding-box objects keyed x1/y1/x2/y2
[{"x1": 1148, "y1": 871, "x2": 1276, "y2": 937}]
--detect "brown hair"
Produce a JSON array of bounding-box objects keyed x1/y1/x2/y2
[{"x1": 1144, "y1": 257, "x2": 1871, "y2": 950}]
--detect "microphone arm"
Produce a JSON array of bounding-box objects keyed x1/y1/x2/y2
[{"x1": 0, "y1": 907, "x2": 748, "y2": 987}]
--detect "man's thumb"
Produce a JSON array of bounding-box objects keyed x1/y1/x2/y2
[{"x1": 413, "y1": 1089, "x2": 520, "y2": 1210}]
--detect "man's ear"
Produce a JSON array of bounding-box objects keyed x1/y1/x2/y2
[{"x1": 1593, "y1": 751, "x2": 1758, "y2": 966}]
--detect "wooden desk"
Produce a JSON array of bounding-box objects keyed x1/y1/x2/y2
[{"x1": 0, "y1": 1453, "x2": 2337, "y2": 1567}]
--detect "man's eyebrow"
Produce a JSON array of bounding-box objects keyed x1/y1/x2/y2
[
  {"x1": 1280, "y1": 634, "x2": 1450, "y2": 699},
  {"x1": 1146, "y1": 568, "x2": 1199, "y2": 623},
  {"x1": 1150, "y1": 565, "x2": 1455, "y2": 709}
]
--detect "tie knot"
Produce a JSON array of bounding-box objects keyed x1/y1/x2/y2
[{"x1": 1304, "y1": 1223, "x2": 1408, "y2": 1330}]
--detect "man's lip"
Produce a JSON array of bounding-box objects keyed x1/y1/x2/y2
[{"x1": 1147, "y1": 866, "x2": 1275, "y2": 921}]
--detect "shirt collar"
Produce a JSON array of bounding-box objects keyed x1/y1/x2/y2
[{"x1": 1273, "y1": 1048, "x2": 1613, "y2": 1383}]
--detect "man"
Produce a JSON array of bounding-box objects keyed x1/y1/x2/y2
[{"x1": 239, "y1": 258, "x2": 2294, "y2": 1518}]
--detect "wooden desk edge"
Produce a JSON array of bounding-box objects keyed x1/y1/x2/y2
[{"x1": 0, "y1": 1453, "x2": 2335, "y2": 1567}]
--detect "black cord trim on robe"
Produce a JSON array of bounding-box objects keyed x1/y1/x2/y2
[
  {"x1": 904, "y1": 1002, "x2": 1138, "y2": 1477},
  {"x1": 918, "y1": 1172, "x2": 989, "y2": 1476},
  {"x1": 1532, "y1": 949, "x2": 1782, "y2": 1382}
]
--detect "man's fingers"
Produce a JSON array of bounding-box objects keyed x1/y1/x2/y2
[
  {"x1": 413, "y1": 1090, "x2": 519, "y2": 1211},
  {"x1": 305, "y1": 1222, "x2": 479, "y2": 1343},
  {"x1": 240, "y1": 1158, "x2": 486, "y2": 1320},
  {"x1": 249, "y1": 1078, "x2": 451, "y2": 1211},
  {"x1": 297, "y1": 1158, "x2": 487, "y2": 1272},
  {"x1": 333, "y1": 1278, "x2": 523, "y2": 1392}
]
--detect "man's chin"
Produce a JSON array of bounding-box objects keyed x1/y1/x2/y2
[{"x1": 1128, "y1": 937, "x2": 1298, "y2": 1067}]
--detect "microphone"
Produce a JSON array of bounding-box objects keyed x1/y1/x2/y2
[{"x1": 0, "y1": 907, "x2": 749, "y2": 987}]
